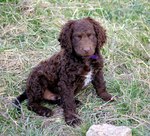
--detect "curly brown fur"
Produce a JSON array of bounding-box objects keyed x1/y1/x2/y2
[{"x1": 14, "y1": 17, "x2": 113, "y2": 126}]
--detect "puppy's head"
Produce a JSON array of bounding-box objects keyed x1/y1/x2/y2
[{"x1": 58, "y1": 17, "x2": 107, "y2": 57}]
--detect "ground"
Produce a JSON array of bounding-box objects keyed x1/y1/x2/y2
[{"x1": 0, "y1": 0, "x2": 150, "y2": 136}]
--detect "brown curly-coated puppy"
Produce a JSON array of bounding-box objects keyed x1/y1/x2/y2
[{"x1": 14, "y1": 17, "x2": 113, "y2": 126}]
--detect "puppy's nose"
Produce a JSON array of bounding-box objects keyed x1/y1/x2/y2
[{"x1": 83, "y1": 47, "x2": 91, "y2": 53}]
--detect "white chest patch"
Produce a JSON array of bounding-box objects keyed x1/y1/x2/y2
[{"x1": 84, "y1": 69, "x2": 93, "y2": 87}]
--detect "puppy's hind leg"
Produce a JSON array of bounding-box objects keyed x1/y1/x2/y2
[
  {"x1": 27, "y1": 76, "x2": 54, "y2": 117},
  {"x1": 27, "y1": 89, "x2": 53, "y2": 117},
  {"x1": 27, "y1": 100, "x2": 53, "y2": 117},
  {"x1": 26, "y1": 87, "x2": 53, "y2": 117}
]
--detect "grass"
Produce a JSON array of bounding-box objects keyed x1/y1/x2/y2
[{"x1": 0, "y1": 0, "x2": 150, "y2": 135}]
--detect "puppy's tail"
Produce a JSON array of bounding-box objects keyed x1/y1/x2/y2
[{"x1": 13, "y1": 91, "x2": 27, "y2": 112}]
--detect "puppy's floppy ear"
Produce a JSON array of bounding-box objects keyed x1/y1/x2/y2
[
  {"x1": 58, "y1": 20, "x2": 74, "y2": 51},
  {"x1": 86, "y1": 17, "x2": 107, "y2": 48}
]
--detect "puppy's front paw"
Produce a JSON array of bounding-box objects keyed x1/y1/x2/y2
[
  {"x1": 99, "y1": 92, "x2": 114, "y2": 102},
  {"x1": 65, "y1": 114, "x2": 82, "y2": 127}
]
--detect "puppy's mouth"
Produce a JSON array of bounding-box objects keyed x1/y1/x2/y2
[
  {"x1": 81, "y1": 51, "x2": 95, "y2": 57},
  {"x1": 75, "y1": 52, "x2": 94, "y2": 58},
  {"x1": 82, "y1": 54, "x2": 93, "y2": 57},
  {"x1": 74, "y1": 48, "x2": 96, "y2": 58}
]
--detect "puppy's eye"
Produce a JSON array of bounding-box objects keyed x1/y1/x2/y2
[
  {"x1": 76, "y1": 35, "x2": 82, "y2": 39},
  {"x1": 87, "y1": 33, "x2": 92, "y2": 37},
  {"x1": 88, "y1": 33, "x2": 95, "y2": 38}
]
